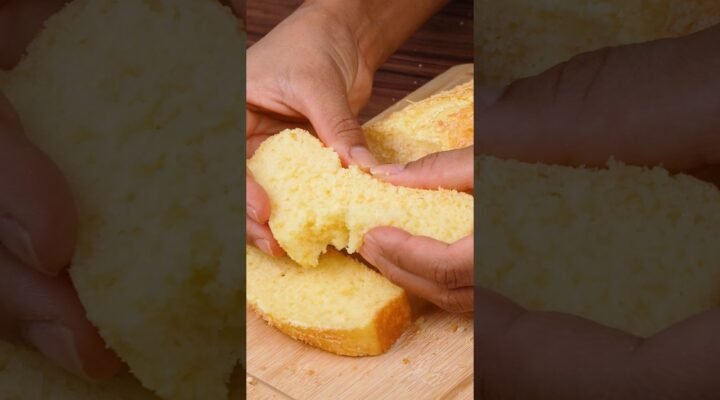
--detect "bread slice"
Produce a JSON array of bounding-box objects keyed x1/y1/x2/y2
[
  {"x1": 0, "y1": 341, "x2": 157, "y2": 399},
  {"x1": 477, "y1": 157, "x2": 720, "y2": 336},
  {"x1": 247, "y1": 129, "x2": 474, "y2": 268},
  {"x1": 475, "y1": 0, "x2": 720, "y2": 85},
  {"x1": 364, "y1": 80, "x2": 474, "y2": 164},
  {"x1": 247, "y1": 246, "x2": 411, "y2": 356},
  {"x1": 3, "y1": 0, "x2": 244, "y2": 398}
]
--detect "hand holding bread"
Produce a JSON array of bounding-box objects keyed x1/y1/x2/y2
[
  {"x1": 475, "y1": 22, "x2": 720, "y2": 399},
  {"x1": 0, "y1": 2, "x2": 121, "y2": 379},
  {"x1": 362, "y1": 146, "x2": 475, "y2": 313}
]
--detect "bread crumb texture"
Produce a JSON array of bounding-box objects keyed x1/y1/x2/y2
[
  {"x1": 247, "y1": 246, "x2": 411, "y2": 356},
  {"x1": 477, "y1": 157, "x2": 720, "y2": 336},
  {"x1": 0, "y1": 341, "x2": 157, "y2": 399},
  {"x1": 3, "y1": 0, "x2": 244, "y2": 398},
  {"x1": 248, "y1": 129, "x2": 474, "y2": 268},
  {"x1": 364, "y1": 81, "x2": 473, "y2": 164},
  {"x1": 476, "y1": 0, "x2": 720, "y2": 84}
]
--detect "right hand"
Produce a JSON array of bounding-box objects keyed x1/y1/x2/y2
[
  {"x1": 246, "y1": 2, "x2": 378, "y2": 255},
  {"x1": 474, "y1": 23, "x2": 720, "y2": 398}
]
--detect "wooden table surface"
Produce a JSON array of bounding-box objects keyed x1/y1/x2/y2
[{"x1": 246, "y1": 0, "x2": 474, "y2": 122}]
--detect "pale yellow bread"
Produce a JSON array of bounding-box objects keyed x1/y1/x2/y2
[
  {"x1": 0, "y1": 341, "x2": 157, "y2": 399},
  {"x1": 364, "y1": 80, "x2": 474, "y2": 164},
  {"x1": 3, "y1": 0, "x2": 244, "y2": 398},
  {"x1": 247, "y1": 129, "x2": 474, "y2": 268},
  {"x1": 247, "y1": 246, "x2": 411, "y2": 356},
  {"x1": 477, "y1": 156, "x2": 720, "y2": 336},
  {"x1": 476, "y1": 0, "x2": 720, "y2": 85}
]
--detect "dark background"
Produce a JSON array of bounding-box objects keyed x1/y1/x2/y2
[{"x1": 246, "y1": 0, "x2": 473, "y2": 122}]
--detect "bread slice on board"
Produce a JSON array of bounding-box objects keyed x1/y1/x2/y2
[
  {"x1": 247, "y1": 246, "x2": 411, "y2": 356},
  {"x1": 364, "y1": 80, "x2": 473, "y2": 164}
]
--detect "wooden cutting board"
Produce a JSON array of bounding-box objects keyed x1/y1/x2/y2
[{"x1": 246, "y1": 64, "x2": 474, "y2": 400}]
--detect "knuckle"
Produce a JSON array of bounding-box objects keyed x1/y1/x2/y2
[
  {"x1": 432, "y1": 260, "x2": 460, "y2": 289},
  {"x1": 550, "y1": 46, "x2": 613, "y2": 106},
  {"x1": 328, "y1": 115, "x2": 362, "y2": 143},
  {"x1": 436, "y1": 290, "x2": 464, "y2": 313},
  {"x1": 412, "y1": 153, "x2": 441, "y2": 175}
]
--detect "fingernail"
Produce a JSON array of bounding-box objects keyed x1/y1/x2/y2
[
  {"x1": 247, "y1": 206, "x2": 260, "y2": 223},
  {"x1": 255, "y1": 239, "x2": 273, "y2": 255},
  {"x1": 477, "y1": 86, "x2": 506, "y2": 108},
  {"x1": 349, "y1": 146, "x2": 378, "y2": 170},
  {"x1": 24, "y1": 322, "x2": 86, "y2": 378},
  {"x1": 370, "y1": 164, "x2": 405, "y2": 176},
  {"x1": 0, "y1": 217, "x2": 43, "y2": 273}
]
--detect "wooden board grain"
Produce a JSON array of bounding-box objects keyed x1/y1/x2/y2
[{"x1": 247, "y1": 64, "x2": 474, "y2": 400}]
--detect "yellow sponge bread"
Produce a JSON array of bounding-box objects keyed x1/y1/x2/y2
[
  {"x1": 477, "y1": 157, "x2": 720, "y2": 336},
  {"x1": 0, "y1": 341, "x2": 157, "y2": 399},
  {"x1": 3, "y1": 0, "x2": 244, "y2": 398},
  {"x1": 247, "y1": 246, "x2": 411, "y2": 356},
  {"x1": 248, "y1": 129, "x2": 474, "y2": 268},
  {"x1": 476, "y1": 0, "x2": 720, "y2": 84},
  {"x1": 364, "y1": 80, "x2": 474, "y2": 164}
]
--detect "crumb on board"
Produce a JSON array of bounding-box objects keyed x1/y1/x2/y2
[
  {"x1": 457, "y1": 325, "x2": 466, "y2": 333},
  {"x1": 451, "y1": 323, "x2": 459, "y2": 332},
  {"x1": 415, "y1": 317, "x2": 425, "y2": 326},
  {"x1": 246, "y1": 376, "x2": 257, "y2": 386},
  {"x1": 306, "y1": 369, "x2": 315, "y2": 376},
  {"x1": 402, "y1": 357, "x2": 411, "y2": 365}
]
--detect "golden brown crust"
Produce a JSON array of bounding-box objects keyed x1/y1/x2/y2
[
  {"x1": 250, "y1": 293, "x2": 412, "y2": 357},
  {"x1": 363, "y1": 80, "x2": 474, "y2": 164}
]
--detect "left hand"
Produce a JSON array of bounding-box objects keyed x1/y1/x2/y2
[{"x1": 360, "y1": 146, "x2": 474, "y2": 313}]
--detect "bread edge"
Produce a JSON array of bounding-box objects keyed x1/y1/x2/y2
[{"x1": 249, "y1": 292, "x2": 412, "y2": 357}]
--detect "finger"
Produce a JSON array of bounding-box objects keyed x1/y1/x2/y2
[
  {"x1": 474, "y1": 288, "x2": 644, "y2": 400},
  {"x1": 361, "y1": 227, "x2": 473, "y2": 289},
  {"x1": 296, "y1": 80, "x2": 377, "y2": 169},
  {"x1": 360, "y1": 232, "x2": 473, "y2": 313},
  {"x1": 0, "y1": 247, "x2": 122, "y2": 379},
  {"x1": 370, "y1": 146, "x2": 474, "y2": 191},
  {"x1": 0, "y1": 94, "x2": 77, "y2": 276},
  {"x1": 246, "y1": 218, "x2": 284, "y2": 257},
  {"x1": 246, "y1": 171, "x2": 270, "y2": 225},
  {"x1": 477, "y1": 24, "x2": 720, "y2": 172}
]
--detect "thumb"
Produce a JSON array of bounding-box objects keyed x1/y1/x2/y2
[
  {"x1": 477, "y1": 24, "x2": 720, "y2": 171},
  {"x1": 297, "y1": 80, "x2": 377, "y2": 169},
  {"x1": 0, "y1": 94, "x2": 77, "y2": 276},
  {"x1": 370, "y1": 146, "x2": 474, "y2": 191}
]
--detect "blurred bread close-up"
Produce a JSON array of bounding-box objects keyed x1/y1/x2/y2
[
  {"x1": 476, "y1": 0, "x2": 720, "y2": 85},
  {"x1": 1, "y1": 0, "x2": 245, "y2": 398},
  {"x1": 246, "y1": 78, "x2": 474, "y2": 356},
  {"x1": 474, "y1": 1, "x2": 720, "y2": 337}
]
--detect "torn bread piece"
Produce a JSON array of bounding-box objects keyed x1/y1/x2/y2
[
  {"x1": 247, "y1": 129, "x2": 474, "y2": 268},
  {"x1": 477, "y1": 156, "x2": 720, "y2": 336}
]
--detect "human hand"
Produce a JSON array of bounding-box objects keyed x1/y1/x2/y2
[
  {"x1": 474, "y1": 23, "x2": 720, "y2": 399},
  {"x1": 0, "y1": 1, "x2": 122, "y2": 379},
  {"x1": 245, "y1": 0, "x2": 448, "y2": 256},
  {"x1": 361, "y1": 146, "x2": 474, "y2": 313},
  {"x1": 245, "y1": 2, "x2": 378, "y2": 256}
]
